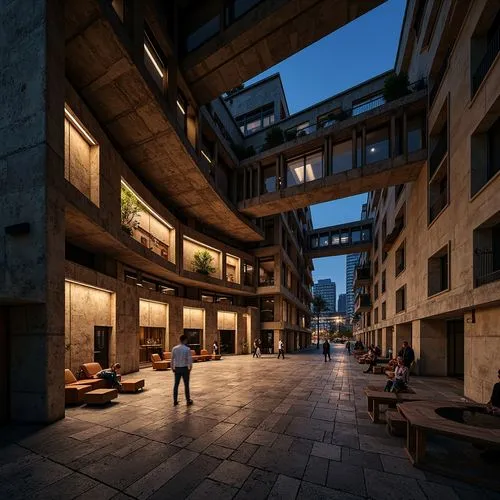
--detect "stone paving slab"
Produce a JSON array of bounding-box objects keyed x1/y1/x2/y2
[{"x1": 0, "y1": 346, "x2": 496, "y2": 499}]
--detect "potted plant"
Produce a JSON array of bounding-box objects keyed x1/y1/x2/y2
[
  {"x1": 383, "y1": 72, "x2": 410, "y2": 102},
  {"x1": 121, "y1": 186, "x2": 141, "y2": 235},
  {"x1": 263, "y1": 127, "x2": 284, "y2": 150},
  {"x1": 192, "y1": 250, "x2": 216, "y2": 275},
  {"x1": 231, "y1": 143, "x2": 256, "y2": 160}
]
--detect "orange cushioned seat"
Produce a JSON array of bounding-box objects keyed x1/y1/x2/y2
[
  {"x1": 83, "y1": 388, "x2": 118, "y2": 405},
  {"x1": 121, "y1": 379, "x2": 145, "y2": 393},
  {"x1": 65, "y1": 368, "x2": 105, "y2": 390},
  {"x1": 151, "y1": 353, "x2": 170, "y2": 370}
]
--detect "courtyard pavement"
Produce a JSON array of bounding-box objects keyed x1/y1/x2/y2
[{"x1": 1, "y1": 345, "x2": 499, "y2": 499}]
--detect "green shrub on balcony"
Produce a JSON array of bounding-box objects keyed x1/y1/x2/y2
[
  {"x1": 192, "y1": 250, "x2": 216, "y2": 275},
  {"x1": 120, "y1": 185, "x2": 141, "y2": 235},
  {"x1": 383, "y1": 72, "x2": 410, "y2": 102},
  {"x1": 263, "y1": 127, "x2": 285, "y2": 150}
]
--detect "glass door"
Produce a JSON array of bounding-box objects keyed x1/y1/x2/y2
[{"x1": 94, "y1": 326, "x2": 111, "y2": 368}]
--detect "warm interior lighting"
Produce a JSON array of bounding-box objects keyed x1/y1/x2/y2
[
  {"x1": 184, "y1": 236, "x2": 220, "y2": 254},
  {"x1": 120, "y1": 179, "x2": 173, "y2": 229},
  {"x1": 64, "y1": 106, "x2": 96, "y2": 146},
  {"x1": 65, "y1": 279, "x2": 111, "y2": 293},
  {"x1": 177, "y1": 100, "x2": 186, "y2": 115},
  {"x1": 201, "y1": 150, "x2": 212, "y2": 164},
  {"x1": 144, "y1": 43, "x2": 164, "y2": 78}
]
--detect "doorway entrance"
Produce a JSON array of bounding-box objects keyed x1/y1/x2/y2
[
  {"x1": 219, "y1": 330, "x2": 235, "y2": 354},
  {"x1": 447, "y1": 319, "x2": 464, "y2": 378},
  {"x1": 94, "y1": 326, "x2": 111, "y2": 368},
  {"x1": 184, "y1": 328, "x2": 202, "y2": 354},
  {"x1": 260, "y1": 330, "x2": 274, "y2": 354},
  {"x1": 0, "y1": 307, "x2": 9, "y2": 423}
]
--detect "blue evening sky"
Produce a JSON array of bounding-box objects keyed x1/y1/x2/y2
[{"x1": 245, "y1": 0, "x2": 406, "y2": 294}]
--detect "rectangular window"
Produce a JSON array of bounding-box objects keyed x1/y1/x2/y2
[
  {"x1": 177, "y1": 91, "x2": 187, "y2": 133},
  {"x1": 287, "y1": 157, "x2": 304, "y2": 187},
  {"x1": 374, "y1": 307, "x2": 379, "y2": 324},
  {"x1": 64, "y1": 105, "x2": 100, "y2": 206},
  {"x1": 374, "y1": 281, "x2": 379, "y2": 300},
  {"x1": 243, "y1": 262, "x2": 254, "y2": 286},
  {"x1": 396, "y1": 285, "x2": 406, "y2": 313},
  {"x1": 471, "y1": 117, "x2": 500, "y2": 196},
  {"x1": 366, "y1": 127, "x2": 390, "y2": 164},
  {"x1": 395, "y1": 241, "x2": 406, "y2": 276},
  {"x1": 382, "y1": 301, "x2": 386, "y2": 320},
  {"x1": 429, "y1": 102, "x2": 449, "y2": 223},
  {"x1": 474, "y1": 214, "x2": 500, "y2": 287},
  {"x1": 374, "y1": 259, "x2": 379, "y2": 276},
  {"x1": 144, "y1": 31, "x2": 166, "y2": 89},
  {"x1": 260, "y1": 296, "x2": 275, "y2": 322},
  {"x1": 332, "y1": 140, "x2": 353, "y2": 174},
  {"x1": 258, "y1": 257, "x2": 275, "y2": 286},
  {"x1": 381, "y1": 270, "x2": 386, "y2": 293},
  {"x1": 261, "y1": 165, "x2": 277, "y2": 194},
  {"x1": 235, "y1": 103, "x2": 275, "y2": 136},
  {"x1": 428, "y1": 244, "x2": 450, "y2": 296},
  {"x1": 287, "y1": 151, "x2": 323, "y2": 186}
]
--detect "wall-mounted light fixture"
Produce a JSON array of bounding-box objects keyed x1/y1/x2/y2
[{"x1": 64, "y1": 106, "x2": 96, "y2": 145}]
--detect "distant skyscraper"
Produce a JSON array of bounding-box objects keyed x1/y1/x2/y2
[
  {"x1": 337, "y1": 293, "x2": 346, "y2": 315},
  {"x1": 346, "y1": 254, "x2": 360, "y2": 320},
  {"x1": 312, "y1": 279, "x2": 336, "y2": 315}
]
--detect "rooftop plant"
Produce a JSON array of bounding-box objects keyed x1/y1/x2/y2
[{"x1": 192, "y1": 250, "x2": 216, "y2": 275}]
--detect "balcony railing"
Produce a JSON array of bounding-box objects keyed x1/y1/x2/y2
[
  {"x1": 253, "y1": 79, "x2": 427, "y2": 154},
  {"x1": 472, "y1": 24, "x2": 500, "y2": 96},
  {"x1": 354, "y1": 266, "x2": 372, "y2": 288},
  {"x1": 474, "y1": 249, "x2": 500, "y2": 287}
]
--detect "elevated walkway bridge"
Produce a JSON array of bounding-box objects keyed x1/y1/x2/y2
[{"x1": 237, "y1": 89, "x2": 427, "y2": 218}]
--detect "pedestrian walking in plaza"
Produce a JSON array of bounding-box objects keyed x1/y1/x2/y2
[
  {"x1": 323, "y1": 339, "x2": 331, "y2": 362},
  {"x1": 345, "y1": 340, "x2": 351, "y2": 355},
  {"x1": 213, "y1": 339, "x2": 219, "y2": 356},
  {"x1": 171, "y1": 334, "x2": 193, "y2": 406},
  {"x1": 256, "y1": 339, "x2": 262, "y2": 357},
  {"x1": 277, "y1": 339, "x2": 285, "y2": 359}
]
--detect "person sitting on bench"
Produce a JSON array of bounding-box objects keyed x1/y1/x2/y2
[
  {"x1": 363, "y1": 345, "x2": 381, "y2": 373},
  {"x1": 384, "y1": 357, "x2": 409, "y2": 392},
  {"x1": 487, "y1": 368, "x2": 500, "y2": 416},
  {"x1": 95, "y1": 363, "x2": 122, "y2": 390}
]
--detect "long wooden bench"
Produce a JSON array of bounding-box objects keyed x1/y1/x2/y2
[
  {"x1": 364, "y1": 385, "x2": 420, "y2": 423},
  {"x1": 398, "y1": 400, "x2": 500, "y2": 466}
]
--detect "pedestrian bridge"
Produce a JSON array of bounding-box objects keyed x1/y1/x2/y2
[
  {"x1": 306, "y1": 219, "x2": 373, "y2": 258},
  {"x1": 237, "y1": 90, "x2": 427, "y2": 218}
]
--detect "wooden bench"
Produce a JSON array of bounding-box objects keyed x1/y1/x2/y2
[
  {"x1": 121, "y1": 379, "x2": 145, "y2": 393},
  {"x1": 372, "y1": 365, "x2": 385, "y2": 374},
  {"x1": 83, "y1": 388, "x2": 118, "y2": 405},
  {"x1": 364, "y1": 385, "x2": 421, "y2": 423},
  {"x1": 398, "y1": 401, "x2": 500, "y2": 466},
  {"x1": 386, "y1": 409, "x2": 407, "y2": 436}
]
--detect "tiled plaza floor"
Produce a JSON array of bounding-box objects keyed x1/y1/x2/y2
[{"x1": 1, "y1": 346, "x2": 499, "y2": 499}]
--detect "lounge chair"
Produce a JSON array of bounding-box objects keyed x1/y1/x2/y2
[
  {"x1": 190, "y1": 349, "x2": 202, "y2": 362},
  {"x1": 64, "y1": 369, "x2": 97, "y2": 404},
  {"x1": 200, "y1": 349, "x2": 211, "y2": 361},
  {"x1": 65, "y1": 368, "x2": 105, "y2": 391},
  {"x1": 151, "y1": 353, "x2": 170, "y2": 370},
  {"x1": 80, "y1": 362, "x2": 122, "y2": 385}
]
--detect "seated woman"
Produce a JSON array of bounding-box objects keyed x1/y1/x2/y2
[
  {"x1": 486, "y1": 369, "x2": 500, "y2": 416},
  {"x1": 95, "y1": 363, "x2": 122, "y2": 390},
  {"x1": 384, "y1": 357, "x2": 409, "y2": 393}
]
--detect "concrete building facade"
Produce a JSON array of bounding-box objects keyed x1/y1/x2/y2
[
  {"x1": 346, "y1": 254, "x2": 360, "y2": 320},
  {"x1": 354, "y1": 0, "x2": 500, "y2": 404}
]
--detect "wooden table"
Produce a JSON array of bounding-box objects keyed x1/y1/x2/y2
[
  {"x1": 397, "y1": 400, "x2": 500, "y2": 465},
  {"x1": 364, "y1": 385, "x2": 423, "y2": 423}
]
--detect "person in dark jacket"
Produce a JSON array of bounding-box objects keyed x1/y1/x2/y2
[
  {"x1": 398, "y1": 341, "x2": 415, "y2": 368},
  {"x1": 487, "y1": 369, "x2": 500, "y2": 416},
  {"x1": 322, "y1": 340, "x2": 331, "y2": 362}
]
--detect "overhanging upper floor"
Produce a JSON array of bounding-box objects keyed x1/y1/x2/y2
[{"x1": 180, "y1": 0, "x2": 386, "y2": 103}]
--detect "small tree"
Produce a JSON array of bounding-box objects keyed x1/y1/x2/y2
[
  {"x1": 192, "y1": 250, "x2": 216, "y2": 275},
  {"x1": 383, "y1": 72, "x2": 410, "y2": 102},
  {"x1": 121, "y1": 186, "x2": 142, "y2": 235},
  {"x1": 311, "y1": 295, "x2": 329, "y2": 349},
  {"x1": 263, "y1": 127, "x2": 284, "y2": 150}
]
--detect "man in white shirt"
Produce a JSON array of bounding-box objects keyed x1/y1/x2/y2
[
  {"x1": 277, "y1": 339, "x2": 285, "y2": 359},
  {"x1": 171, "y1": 334, "x2": 193, "y2": 406}
]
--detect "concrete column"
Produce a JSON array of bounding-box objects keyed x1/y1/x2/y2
[
  {"x1": 352, "y1": 129, "x2": 357, "y2": 169},
  {"x1": 361, "y1": 126, "x2": 366, "y2": 166},
  {"x1": 392, "y1": 323, "x2": 411, "y2": 359},
  {"x1": 412, "y1": 319, "x2": 447, "y2": 376},
  {"x1": 403, "y1": 111, "x2": 408, "y2": 160},
  {"x1": 390, "y1": 115, "x2": 396, "y2": 158},
  {"x1": 375, "y1": 329, "x2": 382, "y2": 348},
  {"x1": 257, "y1": 162, "x2": 261, "y2": 197},
  {"x1": 382, "y1": 326, "x2": 393, "y2": 357},
  {"x1": 1, "y1": 0, "x2": 66, "y2": 423}
]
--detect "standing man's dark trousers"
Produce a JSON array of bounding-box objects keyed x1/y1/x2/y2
[
  {"x1": 324, "y1": 352, "x2": 331, "y2": 362},
  {"x1": 278, "y1": 349, "x2": 285, "y2": 359},
  {"x1": 173, "y1": 366, "x2": 190, "y2": 403}
]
